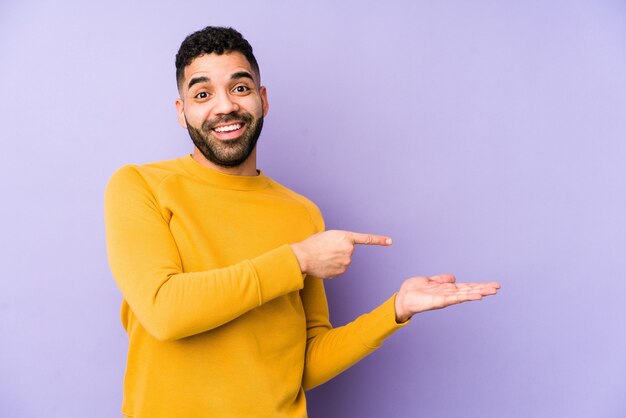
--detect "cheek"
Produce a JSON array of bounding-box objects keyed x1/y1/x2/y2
[
  {"x1": 246, "y1": 98, "x2": 265, "y2": 117},
  {"x1": 184, "y1": 105, "x2": 212, "y2": 126}
]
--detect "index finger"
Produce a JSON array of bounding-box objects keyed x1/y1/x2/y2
[{"x1": 347, "y1": 232, "x2": 393, "y2": 246}]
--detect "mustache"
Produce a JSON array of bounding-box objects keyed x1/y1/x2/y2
[{"x1": 201, "y1": 112, "x2": 254, "y2": 132}]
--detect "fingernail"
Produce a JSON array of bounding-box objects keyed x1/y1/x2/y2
[{"x1": 386, "y1": 238, "x2": 393, "y2": 245}]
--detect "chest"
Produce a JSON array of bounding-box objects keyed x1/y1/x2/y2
[{"x1": 161, "y1": 183, "x2": 316, "y2": 271}]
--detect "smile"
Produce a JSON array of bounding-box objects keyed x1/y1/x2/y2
[{"x1": 213, "y1": 123, "x2": 243, "y2": 133}]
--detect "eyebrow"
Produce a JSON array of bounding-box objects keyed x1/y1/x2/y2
[
  {"x1": 187, "y1": 76, "x2": 210, "y2": 90},
  {"x1": 187, "y1": 71, "x2": 255, "y2": 90},
  {"x1": 231, "y1": 71, "x2": 255, "y2": 82}
]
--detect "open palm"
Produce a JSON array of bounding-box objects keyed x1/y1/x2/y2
[{"x1": 395, "y1": 274, "x2": 500, "y2": 322}]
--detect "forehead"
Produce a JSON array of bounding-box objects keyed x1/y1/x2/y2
[{"x1": 183, "y1": 52, "x2": 257, "y2": 87}]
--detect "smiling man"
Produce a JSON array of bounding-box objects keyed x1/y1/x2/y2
[
  {"x1": 104, "y1": 26, "x2": 500, "y2": 417},
  {"x1": 178, "y1": 51, "x2": 266, "y2": 170}
]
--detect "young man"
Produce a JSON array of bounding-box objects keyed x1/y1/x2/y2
[{"x1": 104, "y1": 26, "x2": 500, "y2": 417}]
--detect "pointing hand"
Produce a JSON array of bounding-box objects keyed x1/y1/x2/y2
[{"x1": 290, "y1": 230, "x2": 392, "y2": 279}]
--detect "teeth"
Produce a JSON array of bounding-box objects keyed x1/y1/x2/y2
[{"x1": 214, "y1": 123, "x2": 242, "y2": 133}]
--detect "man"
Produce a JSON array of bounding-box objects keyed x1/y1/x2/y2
[{"x1": 104, "y1": 26, "x2": 500, "y2": 417}]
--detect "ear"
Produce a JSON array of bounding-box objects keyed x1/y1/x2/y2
[
  {"x1": 260, "y1": 86, "x2": 269, "y2": 117},
  {"x1": 175, "y1": 97, "x2": 187, "y2": 128}
]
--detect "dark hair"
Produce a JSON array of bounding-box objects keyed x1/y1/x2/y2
[{"x1": 175, "y1": 26, "x2": 260, "y2": 91}]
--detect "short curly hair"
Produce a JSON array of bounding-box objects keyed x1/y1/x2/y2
[{"x1": 175, "y1": 26, "x2": 260, "y2": 91}]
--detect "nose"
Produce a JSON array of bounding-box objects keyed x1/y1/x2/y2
[{"x1": 213, "y1": 90, "x2": 239, "y2": 115}]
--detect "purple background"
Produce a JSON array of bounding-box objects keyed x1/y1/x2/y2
[{"x1": 1, "y1": 1, "x2": 625, "y2": 417}]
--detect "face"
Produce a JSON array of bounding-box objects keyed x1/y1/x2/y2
[{"x1": 175, "y1": 52, "x2": 269, "y2": 168}]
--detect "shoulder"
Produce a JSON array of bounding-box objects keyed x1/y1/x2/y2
[
  {"x1": 106, "y1": 158, "x2": 185, "y2": 193},
  {"x1": 265, "y1": 177, "x2": 325, "y2": 232},
  {"x1": 104, "y1": 158, "x2": 187, "y2": 220},
  {"x1": 104, "y1": 158, "x2": 189, "y2": 212}
]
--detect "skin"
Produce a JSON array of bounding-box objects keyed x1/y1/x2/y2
[
  {"x1": 176, "y1": 52, "x2": 501, "y2": 324},
  {"x1": 290, "y1": 231, "x2": 500, "y2": 322},
  {"x1": 175, "y1": 52, "x2": 268, "y2": 176}
]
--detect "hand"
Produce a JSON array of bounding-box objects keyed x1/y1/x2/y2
[
  {"x1": 394, "y1": 274, "x2": 500, "y2": 323},
  {"x1": 290, "y1": 230, "x2": 392, "y2": 279}
]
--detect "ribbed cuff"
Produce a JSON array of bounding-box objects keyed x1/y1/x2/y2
[
  {"x1": 356, "y1": 293, "x2": 411, "y2": 349},
  {"x1": 251, "y1": 244, "x2": 305, "y2": 304}
]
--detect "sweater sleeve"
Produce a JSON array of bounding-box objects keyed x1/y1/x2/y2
[
  {"x1": 300, "y1": 278, "x2": 409, "y2": 390},
  {"x1": 104, "y1": 166, "x2": 305, "y2": 341},
  {"x1": 298, "y1": 207, "x2": 410, "y2": 390}
]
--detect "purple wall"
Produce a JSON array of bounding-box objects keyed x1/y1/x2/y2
[{"x1": 1, "y1": 1, "x2": 625, "y2": 417}]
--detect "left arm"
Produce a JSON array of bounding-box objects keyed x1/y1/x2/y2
[
  {"x1": 300, "y1": 274, "x2": 500, "y2": 390},
  {"x1": 300, "y1": 277, "x2": 407, "y2": 390}
]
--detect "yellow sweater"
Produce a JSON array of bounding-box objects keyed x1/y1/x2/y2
[{"x1": 104, "y1": 155, "x2": 406, "y2": 417}]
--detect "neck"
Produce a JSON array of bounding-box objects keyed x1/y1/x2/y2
[{"x1": 191, "y1": 147, "x2": 259, "y2": 176}]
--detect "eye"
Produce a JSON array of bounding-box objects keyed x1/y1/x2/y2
[
  {"x1": 233, "y1": 85, "x2": 250, "y2": 93},
  {"x1": 195, "y1": 91, "x2": 208, "y2": 99}
]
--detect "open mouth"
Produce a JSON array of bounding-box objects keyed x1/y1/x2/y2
[
  {"x1": 211, "y1": 122, "x2": 245, "y2": 139},
  {"x1": 213, "y1": 123, "x2": 242, "y2": 133}
]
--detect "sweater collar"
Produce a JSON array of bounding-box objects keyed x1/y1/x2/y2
[{"x1": 179, "y1": 155, "x2": 270, "y2": 191}]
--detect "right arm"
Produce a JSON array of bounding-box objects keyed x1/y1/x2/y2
[{"x1": 104, "y1": 166, "x2": 304, "y2": 341}]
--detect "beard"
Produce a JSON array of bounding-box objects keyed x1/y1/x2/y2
[{"x1": 185, "y1": 111, "x2": 264, "y2": 168}]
